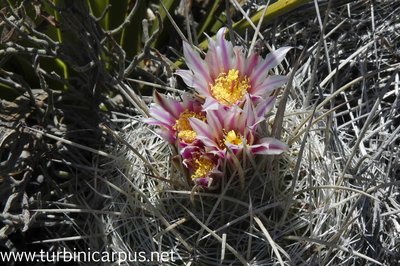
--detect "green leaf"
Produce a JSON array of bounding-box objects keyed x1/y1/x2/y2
[
  {"x1": 108, "y1": 0, "x2": 129, "y2": 43},
  {"x1": 197, "y1": 0, "x2": 310, "y2": 50},
  {"x1": 151, "y1": 0, "x2": 180, "y2": 49},
  {"x1": 87, "y1": 0, "x2": 110, "y2": 30},
  {"x1": 0, "y1": 82, "x2": 19, "y2": 101},
  {"x1": 119, "y1": 0, "x2": 148, "y2": 59},
  {"x1": 196, "y1": 0, "x2": 224, "y2": 39},
  {"x1": 233, "y1": 0, "x2": 310, "y2": 33}
]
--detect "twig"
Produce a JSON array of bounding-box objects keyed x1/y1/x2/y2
[
  {"x1": 108, "y1": 0, "x2": 141, "y2": 35},
  {"x1": 124, "y1": 12, "x2": 163, "y2": 77}
]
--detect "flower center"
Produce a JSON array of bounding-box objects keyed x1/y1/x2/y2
[
  {"x1": 173, "y1": 109, "x2": 205, "y2": 143},
  {"x1": 210, "y1": 69, "x2": 250, "y2": 106},
  {"x1": 191, "y1": 157, "x2": 215, "y2": 180},
  {"x1": 224, "y1": 130, "x2": 243, "y2": 146}
]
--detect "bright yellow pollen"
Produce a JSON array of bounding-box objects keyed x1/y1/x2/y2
[
  {"x1": 224, "y1": 130, "x2": 243, "y2": 146},
  {"x1": 210, "y1": 69, "x2": 250, "y2": 106},
  {"x1": 173, "y1": 109, "x2": 205, "y2": 143},
  {"x1": 191, "y1": 157, "x2": 215, "y2": 180}
]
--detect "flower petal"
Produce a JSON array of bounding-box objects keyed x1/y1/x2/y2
[
  {"x1": 215, "y1": 27, "x2": 233, "y2": 72},
  {"x1": 175, "y1": 70, "x2": 210, "y2": 96},
  {"x1": 252, "y1": 75, "x2": 289, "y2": 96},
  {"x1": 206, "y1": 109, "x2": 224, "y2": 137},
  {"x1": 264, "y1": 47, "x2": 292, "y2": 69},
  {"x1": 233, "y1": 46, "x2": 246, "y2": 75},
  {"x1": 175, "y1": 69, "x2": 194, "y2": 85},
  {"x1": 204, "y1": 34, "x2": 220, "y2": 80},
  {"x1": 223, "y1": 106, "x2": 241, "y2": 131},
  {"x1": 255, "y1": 96, "x2": 276, "y2": 118},
  {"x1": 251, "y1": 47, "x2": 292, "y2": 86},
  {"x1": 195, "y1": 177, "x2": 210, "y2": 187},
  {"x1": 250, "y1": 138, "x2": 288, "y2": 155},
  {"x1": 183, "y1": 42, "x2": 211, "y2": 83},
  {"x1": 182, "y1": 93, "x2": 203, "y2": 113},
  {"x1": 154, "y1": 127, "x2": 175, "y2": 143},
  {"x1": 189, "y1": 117, "x2": 214, "y2": 140},
  {"x1": 199, "y1": 137, "x2": 221, "y2": 150},
  {"x1": 245, "y1": 52, "x2": 260, "y2": 77},
  {"x1": 153, "y1": 91, "x2": 184, "y2": 118},
  {"x1": 202, "y1": 97, "x2": 221, "y2": 111},
  {"x1": 181, "y1": 145, "x2": 203, "y2": 166},
  {"x1": 146, "y1": 107, "x2": 175, "y2": 127}
]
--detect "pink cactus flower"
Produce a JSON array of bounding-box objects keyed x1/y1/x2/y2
[
  {"x1": 180, "y1": 145, "x2": 222, "y2": 188},
  {"x1": 176, "y1": 27, "x2": 291, "y2": 109},
  {"x1": 189, "y1": 97, "x2": 288, "y2": 158},
  {"x1": 144, "y1": 27, "x2": 291, "y2": 189},
  {"x1": 144, "y1": 91, "x2": 205, "y2": 145}
]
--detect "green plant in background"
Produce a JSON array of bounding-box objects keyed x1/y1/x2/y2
[{"x1": 1, "y1": 0, "x2": 315, "y2": 101}]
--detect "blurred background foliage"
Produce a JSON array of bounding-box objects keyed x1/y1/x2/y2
[{"x1": 0, "y1": 0, "x2": 313, "y2": 100}]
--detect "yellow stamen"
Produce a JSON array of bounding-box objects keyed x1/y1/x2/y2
[
  {"x1": 210, "y1": 69, "x2": 250, "y2": 105},
  {"x1": 224, "y1": 130, "x2": 243, "y2": 146},
  {"x1": 177, "y1": 130, "x2": 197, "y2": 143},
  {"x1": 173, "y1": 109, "x2": 205, "y2": 143},
  {"x1": 191, "y1": 157, "x2": 215, "y2": 180}
]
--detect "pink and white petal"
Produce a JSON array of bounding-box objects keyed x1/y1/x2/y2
[
  {"x1": 189, "y1": 117, "x2": 214, "y2": 140},
  {"x1": 144, "y1": 112, "x2": 173, "y2": 128},
  {"x1": 250, "y1": 138, "x2": 288, "y2": 155},
  {"x1": 245, "y1": 131, "x2": 255, "y2": 146},
  {"x1": 263, "y1": 46, "x2": 292, "y2": 69},
  {"x1": 181, "y1": 93, "x2": 196, "y2": 109},
  {"x1": 233, "y1": 46, "x2": 246, "y2": 75},
  {"x1": 142, "y1": 117, "x2": 162, "y2": 127},
  {"x1": 215, "y1": 27, "x2": 234, "y2": 72},
  {"x1": 248, "y1": 94, "x2": 264, "y2": 106},
  {"x1": 181, "y1": 95, "x2": 204, "y2": 113},
  {"x1": 194, "y1": 76, "x2": 213, "y2": 96},
  {"x1": 241, "y1": 96, "x2": 257, "y2": 128},
  {"x1": 205, "y1": 54, "x2": 219, "y2": 81},
  {"x1": 156, "y1": 127, "x2": 176, "y2": 143},
  {"x1": 195, "y1": 177, "x2": 210, "y2": 188},
  {"x1": 197, "y1": 135, "x2": 220, "y2": 150},
  {"x1": 202, "y1": 97, "x2": 222, "y2": 111},
  {"x1": 250, "y1": 47, "x2": 292, "y2": 85},
  {"x1": 153, "y1": 92, "x2": 184, "y2": 118},
  {"x1": 255, "y1": 96, "x2": 277, "y2": 118},
  {"x1": 181, "y1": 92, "x2": 193, "y2": 103},
  {"x1": 225, "y1": 140, "x2": 243, "y2": 151},
  {"x1": 181, "y1": 145, "x2": 202, "y2": 166},
  {"x1": 223, "y1": 106, "x2": 241, "y2": 131},
  {"x1": 205, "y1": 34, "x2": 220, "y2": 80},
  {"x1": 252, "y1": 75, "x2": 289, "y2": 96},
  {"x1": 235, "y1": 107, "x2": 247, "y2": 132},
  {"x1": 209, "y1": 105, "x2": 226, "y2": 125},
  {"x1": 207, "y1": 149, "x2": 226, "y2": 158},
  {"x1": 191, "y1": 102, "x2": 205, "y2": 114},
  {"x1": 244, "y1": 52, "x2": 260, "y2": 77},
  {"x1": 147, "y1": 104, "x2": 177, "y2": 125},
  {"x1": 183, "y1": 42, "x2": 211, "y2": 82},
  {"x1": 176, "y1": 69, "x2": 210, "y2": 95},
  {"x1": 175, "y1": 69, "x2": 194, "y2": 85},
  {"x1": 206, "y1": 110, "x2": 224, "y2": 138}
]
